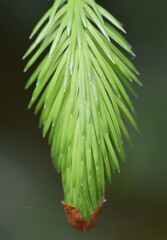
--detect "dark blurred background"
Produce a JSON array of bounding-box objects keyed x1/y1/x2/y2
[{"x1": 0, "y1": 0, "x2": 166, "y2": 239}]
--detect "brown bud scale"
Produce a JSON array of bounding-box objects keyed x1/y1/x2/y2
[{"x1": 61, "y1": 201, "x2": 103, "y2": 232}]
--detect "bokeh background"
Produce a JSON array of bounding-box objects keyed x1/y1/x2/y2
[{"x1": 0, "y1": 0, "x2": 166, "y2": 239}]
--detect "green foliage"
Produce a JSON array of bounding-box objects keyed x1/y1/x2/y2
[{"x1": 23, "y1": 0, "x2": 140, "y2": 220}]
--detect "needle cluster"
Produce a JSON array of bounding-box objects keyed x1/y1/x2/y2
[{"x1": 23, "y1": 0, "x2": 140, "y2": 221}]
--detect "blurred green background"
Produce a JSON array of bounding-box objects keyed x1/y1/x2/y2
[{"x1": 0, "y1": 0, "x2": 166, "y2": 239}]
